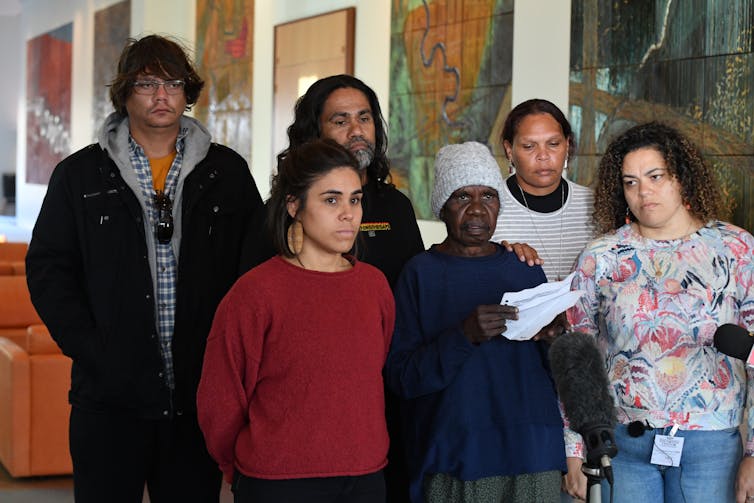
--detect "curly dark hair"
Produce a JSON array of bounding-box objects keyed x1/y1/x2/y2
[
  {"x1": 594, "y1": 121, "x2": 722, "y2": 234},
  {"x1": 268, "y1": 139, "x2": 361, "y2": 257},
  {"x1": 500, "y1": 98, "x2": 576, "y2": 159},
  {"x1": 278, "y1": 74, "x2": 391, "y2": 187},
  {"x1": 109, "y1": 35, "x2": 204, "y2": 116}
]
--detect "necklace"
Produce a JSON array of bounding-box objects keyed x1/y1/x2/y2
[{"x1": 517, "y1": 182, "x2": 566, "y2": 281}]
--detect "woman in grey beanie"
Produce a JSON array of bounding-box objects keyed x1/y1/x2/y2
[{"x1": 386, "y1": 141, "x2": 568, "y2": 503}]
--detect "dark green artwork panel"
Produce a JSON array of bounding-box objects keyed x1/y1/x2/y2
[
  {"x1": 569, "y1": 0, "x2": 754, "y2": 231},
  {"x1": 389, "y1": 0, "x2": 514, "y2": 220}
]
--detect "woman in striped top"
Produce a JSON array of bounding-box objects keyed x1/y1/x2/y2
[{"x1": 491, "y1": 99, "x2": 594, "y2": 282}]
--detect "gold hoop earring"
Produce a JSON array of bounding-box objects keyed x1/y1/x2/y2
[{"x1": 287, "y1": 220, "x2": 303, "y2": 255}]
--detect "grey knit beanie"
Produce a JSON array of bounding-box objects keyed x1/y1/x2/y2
[{"x1": 431, "y1": 141, "x2": 505, "y2": 217}]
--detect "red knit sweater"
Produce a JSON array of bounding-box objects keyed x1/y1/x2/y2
[{"x1": 197, "y1": 256, "x2": 395, "y2": 481}]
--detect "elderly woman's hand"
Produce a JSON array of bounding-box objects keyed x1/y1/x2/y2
[
  {"x1": 533, "y1": 312, "x2": 570, "y2": 343},
  {"x1": 462, "y1": 304, "x2": 519, "y2": 344}
]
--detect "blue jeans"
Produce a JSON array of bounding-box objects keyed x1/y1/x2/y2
[{"x1": 601, "y1": 424, "x2": 741, "y2": 503}]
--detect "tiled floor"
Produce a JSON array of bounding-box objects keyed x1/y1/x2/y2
[{"x1": 0, "y1": 464, "x2": 233, "y2": 502}]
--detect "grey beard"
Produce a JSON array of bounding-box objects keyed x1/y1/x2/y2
[{"x1": 353, "y1": 148, "x2": 374, "y2": 171}]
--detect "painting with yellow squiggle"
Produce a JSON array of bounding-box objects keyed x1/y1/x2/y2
[{"x1": 389, "y1": 0, "x2": 514, "y2": 219}]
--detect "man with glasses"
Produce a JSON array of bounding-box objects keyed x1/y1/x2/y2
[{"x1": 26, "y1": 35, "x2": 262, "y2": 502}]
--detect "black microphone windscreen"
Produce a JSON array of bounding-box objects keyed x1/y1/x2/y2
[
  {"x1": 549, "y1": 332, "x2": 616, "y2": 435},
  {"x1": 713, "y1": 324, "x2": 754, "y2": 361}
]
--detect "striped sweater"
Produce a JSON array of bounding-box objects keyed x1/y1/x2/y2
[{"x1": 492, "y1": 176, "x2": 595, "y2": 282}]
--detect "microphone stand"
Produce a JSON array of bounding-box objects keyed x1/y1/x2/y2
[
  {"x1": 579, "y1": 423, "x2": 618, "y2": 503},
  {"x1": 581, "y1": 459, "x2": 606, "y2": 503}
]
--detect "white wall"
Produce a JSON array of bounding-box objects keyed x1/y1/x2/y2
[
  {"x1": 0, "y1": 3, "x2": 21, "y2": 214},
  {"x1": 6, "y1": 0, "x2": 571, "y2": 244},
  {"x1": 0, "y1": 11, "x2": 23, "y2": 239},
  {"x1": 512, "y1": 0, "x2": 571, "y2": 114},
  {"x1": 130, "y1": 0, "x2": 196, "y2": 45},
  {"x1": 0, "y1": 14, "x2": 20, "y2": 171},
  {"x1": 0, "y1": 15, "x2": 20, "y2": 182}
]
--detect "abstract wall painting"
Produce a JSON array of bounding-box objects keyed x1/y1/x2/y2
[
  {"x1": 570, "y1": 0, "x2": 754, "y2": 231},
  {"x1": 389, "y1": 0, "x2": 514, "y2": 219},
  {"x1": 194, "y1": 0, "x2": 254, "y2": 164},
  {"x1": 26, "y1": 23, "x2": 72, "y2": 185},
  {"x1": 92, "y1": 0, "x2": 131, "y2": 140}
]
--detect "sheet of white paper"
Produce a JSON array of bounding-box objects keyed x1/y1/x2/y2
[{"x1": 500, "y1": 272, "x2": 585, "y2": 341}]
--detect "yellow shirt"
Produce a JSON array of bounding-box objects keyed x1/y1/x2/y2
[{"x1": 149, "y1": 151, "x2": 177, "y2": 192}]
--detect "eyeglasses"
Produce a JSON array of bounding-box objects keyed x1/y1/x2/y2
[
  {"x1": 154, "y1": 191, "x2": 174, "y2": 244},
  {"x1": 132, "y1": 80, "x2": 185, "y2": 95}
]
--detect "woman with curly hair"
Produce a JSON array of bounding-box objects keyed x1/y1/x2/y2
[{"x1": 562, "y1": 122, "x2": 754, "y2": 502}]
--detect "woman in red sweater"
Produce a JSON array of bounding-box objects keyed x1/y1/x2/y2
[{"x1": 197, "y1": 139, "x2": 396, "y2": 502}]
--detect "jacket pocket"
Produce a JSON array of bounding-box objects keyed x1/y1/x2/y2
[{"x1": 82, "y1": 188, "x2": 134, "y2": 234}]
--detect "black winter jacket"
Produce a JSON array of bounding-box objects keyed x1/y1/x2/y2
[{"x1": 26, "y1": 142, "x2": 263, "y2": 418}]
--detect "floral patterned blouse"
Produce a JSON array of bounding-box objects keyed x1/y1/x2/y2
[{"x1": 565, "y1": 221, "x2": 754, "y2": 458}]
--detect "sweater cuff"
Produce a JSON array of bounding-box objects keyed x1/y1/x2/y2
[{"x1": 565, "y1": 442, "x2": 584, "y2": 459}]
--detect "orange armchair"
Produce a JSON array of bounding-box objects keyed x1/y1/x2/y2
[
  {"x1": 0, "y1": 242, "x2": 27, "y2": 276},
  {"x1": 0, "y1": 275, "x2": 43, "y2": 347},
  {"x1": 0, "y1": 324, "x2": 72, "y2": 477},
  {"x1": 0, "y1": 242, "x2": 27, "y2": 261}
]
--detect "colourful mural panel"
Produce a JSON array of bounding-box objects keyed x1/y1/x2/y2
[
  {"x1": 26, "y1": 23, "x2": 72, "y2": 185},
  {"x1": 92, "y1": 0, "x2": 131, "y2": 139},
  {"x1": 194, "y1": 0, "x2": 254, "y2": 164},
  {"x1": 390, "y1": 0, "x2": 514, "y2": 219},
  {"x1": 569, "y1": 0, "x2": 754, "y2": 231}
]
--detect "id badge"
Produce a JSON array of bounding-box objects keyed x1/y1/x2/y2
[{"x1": 650, "y1": 424, "x2": 684, "y2": 467}]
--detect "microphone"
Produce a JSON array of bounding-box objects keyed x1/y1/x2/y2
[
  {"x1": 549, "y1": 332, "x2": 618, "y2": 485},
  {"x1": 713, "y1": 323, "x2": 754, "y2": 361}
]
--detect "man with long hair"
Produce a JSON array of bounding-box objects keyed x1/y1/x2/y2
[{"x1": 248, "y1": 75, "x2": 425, "y2": 290}]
